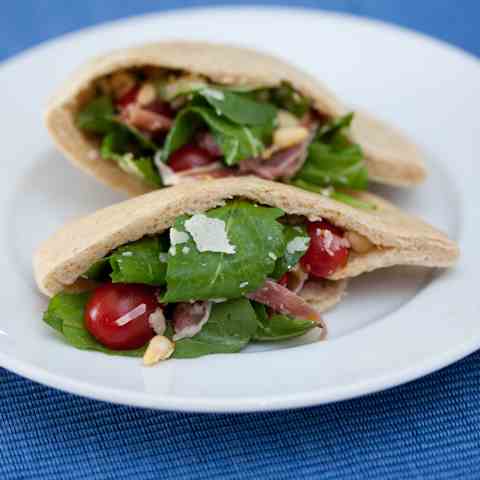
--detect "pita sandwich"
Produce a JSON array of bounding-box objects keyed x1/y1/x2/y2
[
  {"x1": 35, "y1": 176, "x2": 457, "y2": 298},
  {"x1": 45, "y1": 41, "x2": 427, "y2": 199}
]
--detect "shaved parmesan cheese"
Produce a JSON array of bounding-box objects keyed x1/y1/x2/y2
[
  {"x1": 182, "y1": 246, "x2": 190, "y2": 254},
  {"x1": 268, "y1": 252, "x2": 277, "y2": 260},
  {"x1": 286, "y1": 237, "x2": 309, "y2": 254},
  {"x1": 148, "y1": 308, "x2": 166, "y2": 335},
  {"x1": 115, "y1": 303, "x2": 146, "y2": 326},
  {"x1": 122, "y1": 251, "x2": 133, "y2": 257},
  {"x1": 158, "y1": 252, "x2": 168, "y2": 263},
  {"x1": 184, "y1": 214, "x2": 236, "y2": 254},
  {"x1": 170, "y1": 228, "x2": 189, "y2": 246},
  {"x1": 239, "y1": 281, "x2": 249, "y2": 288}
]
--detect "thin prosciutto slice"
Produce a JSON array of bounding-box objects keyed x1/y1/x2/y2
[
  {"x1": 246, "y1": 279, "x2": 322, "y2": 323},
  {"x1": 238, "y1": 125, "x2": 317, "y2": 180},
  {"x1": 121, "y1": 104, "x2": 172, "y2": 132},
  {"x1": 172, "y1": 301, "x2": 211, "y2": 341}
]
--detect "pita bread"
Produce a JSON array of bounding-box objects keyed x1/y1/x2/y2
[
  {"x1": 34, "y1": 176, "x2": 457, "y2": 297},
  {"x1": 45, "y1": 41, "x2": 426, "y2": 196}
]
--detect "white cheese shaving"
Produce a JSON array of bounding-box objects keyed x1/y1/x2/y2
[
  {"x1": 115, "y1": 304, "x2": 146, "y2": 327},
  {"x1": 122, "y1": 251, "x2": 133, "y2": 257},
  {"x1": 148, "y1": 308, "x2": 166, "y2": 335},
  {"x1": 170, "y1": 228, "x2": 189, "y2": 246},
  {"x1": 286, "y1": 237, "x2": 309, "y2": 254},
  {"x1": 158, "y1": 252, "x2": 168, "y2": 263},
  {"x1": 182, "y1": 246, "x2": 190, "y2": 254},
  {"x1": 184, "y1": 214, "x2": 236, "y2": 254},
  {"x1": 239, "y1": 281, "x2": 249, "y2": 288},
  {"x1": 268, "y1": 252, "x2": 277, "y2": 260},
  {"x1": 211, "y1": 298, "x2": 227, "y2": 303}
]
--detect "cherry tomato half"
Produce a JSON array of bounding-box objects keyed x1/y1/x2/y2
[
  {"x1": 85, "y1": 283, "x2": 158, "y2": 350},
  {"x1": 168, "y1": 144, "x2": 217, "y2": 172},
  {"x1": 300, "y1": 221, "x2": 349, "y2": 278}
]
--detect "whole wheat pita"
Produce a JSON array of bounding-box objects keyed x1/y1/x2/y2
[
  {"x1": 45, "y1": 41, "x2": 427, "y2": 196},
  {"x1": 34, "y1": 177, "x2": 457, "y2": 298}
]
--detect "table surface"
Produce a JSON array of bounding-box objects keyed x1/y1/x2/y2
[{"x1": 1, "y1": 2, "x2": 479, "y2": 479}]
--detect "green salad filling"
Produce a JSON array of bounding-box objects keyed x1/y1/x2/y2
[
  {"x1": 75, "y1": 67, "x2": 373, "y2": 209},
  {"x1": 43, "y1": 200, "x2": 367, "y2": 363}
]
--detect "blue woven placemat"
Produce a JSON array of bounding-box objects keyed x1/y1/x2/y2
[
  {"x1": 1, "y1": 1, "x2": 479, "y2": 478},
  {"x1": 2, "y1": 354, "x2": 480, "y2": 479}
]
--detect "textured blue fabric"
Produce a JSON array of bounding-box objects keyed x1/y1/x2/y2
[{"x1": 1, "y1": 2, "x2": 479, "y2": 479}]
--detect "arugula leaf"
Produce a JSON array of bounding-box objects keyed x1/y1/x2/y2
[
  {"x1": 292, "y1": 112, "x2": 371, "y2": 192},
  {"x1": 271, "y1": 224, "x2": 310, "y2": 279},
  {"x1": 317, "y1": 112, "x2": 354, "y2": 141},
  {"x1": 101, "y1": 132, "x2": 161, "y2": 186},
  {"x1": 76, "y1": 96, "x2": 115, "y2": 133},
  {"x1": 82, "y1": 236, "x2": 169, "y2": 284},
  {"x1": 271, "y1": 81, "x2": 311, "y2": 118},
  {"x1": 110, "y1": 237, "x2": 168, "y2": 286},
  {"x1": 162, "y1": 106, "x2": 264, "y2": 165},
  {"x1": 156, "y1": 78, "x2": 208, "y2": 100},
  {"x1": 172, "y1": 299, "x2": 258, "y2": 358},
  {"x1": 81, "y1": 258, "x2": 110, "y2": 281},
  {"x1": 76, "y1": 94, "x2": 158, "y2": 152},
  {"x1": 161, "y1": 108, "x2": 201, "y2": 161},
  {"x1": 110, "y1": 118, "x2": 159, "y2": 151},
  {"x1": 117, "y1": 155, "x2": 162, "y2": 187},
  {"x1": 291, "y1": 179, "x2": 377, "y2": 210},
  {"x1": 295, "y1": 141, "x2": 368, "y2": 190},
  {"x1": 252, "y1": 302, "x2": 316, "y2": 341},
  {"x1": 163, "y1": 201, "x2": 285, "y2": 302},
  {"x1": 43, "y1": 292, "x2": 145, "y2": 357},
  {"x1": 200, "y1": 88, "x2": 277, "y2": 126}
]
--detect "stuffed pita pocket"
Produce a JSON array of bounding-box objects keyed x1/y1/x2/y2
[
  {"x1": 45, "y1": 41, "x2": 426, "y2": 203},
  {"x1": 34, "y1": 177, "x2": 457, "y2": 364}
]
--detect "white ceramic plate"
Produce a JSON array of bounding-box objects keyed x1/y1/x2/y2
[{"x1": 0, "y1": 7, "x2": 478, "y2": 412}]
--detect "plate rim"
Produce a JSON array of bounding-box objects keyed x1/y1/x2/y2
[{"x1": 1, "y1": 5, "x2": 479, "y2": 413}]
